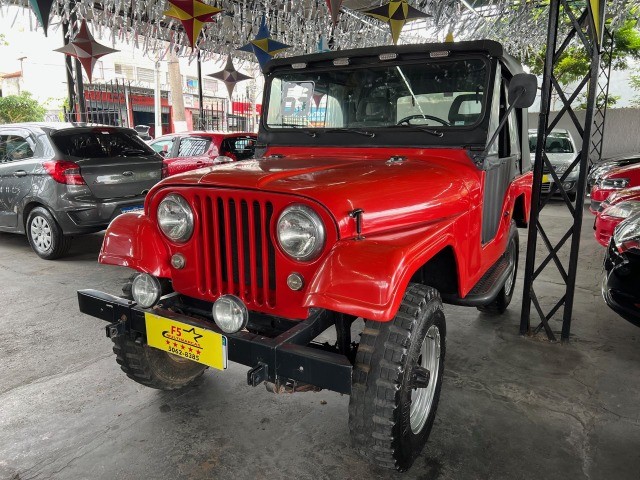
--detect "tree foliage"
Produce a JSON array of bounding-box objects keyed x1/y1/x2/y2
[{"x1": 0, "y1": 92, "x2": 46, "y2": 124}]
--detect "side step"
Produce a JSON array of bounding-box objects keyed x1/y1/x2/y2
[{"x1": 441, "y1": 252, "x2": 513, "y2": 307}]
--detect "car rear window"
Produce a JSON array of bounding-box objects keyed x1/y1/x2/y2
[
  {"x1": 222, "y1": 136, "x2": 256, "y2": 161},
  {"x1": 51, "y1": 129, "x2": 156, "y2": 158}
]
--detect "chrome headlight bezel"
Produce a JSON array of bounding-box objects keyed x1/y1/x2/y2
[
  {"x1": 157, "y1": 193, "x2": 194, "y2": 243},
  {"x1": 603, "y1": 201, "x2": 640, "y2": 220},
  {"x1": 600, "y1": 177, "x2": 630, "y2": 189},
  {"x1": 613, "y1": 213, "x2": 640, "y2": 253},
  {"x1": 276, "y1": 204, "x2": 326, "y2": 262}
]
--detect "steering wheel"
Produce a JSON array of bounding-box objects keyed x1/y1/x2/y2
[{"x1": 397, "y1": 114, "x2": 450, "y2": 126}]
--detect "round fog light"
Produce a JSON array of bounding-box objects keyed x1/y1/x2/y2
[
  {"x1": 287, "y1": 273, "x2": 304, "y2": 291},
  {"x1": 212, "y1": 295, "x2": 248, "y2": 334},
  {"x1": 131, "y1": 273, "x2": 162, "y2": 308},
  {"x1": 563, "y1": 182, "x2": 573, "y2": 190}
]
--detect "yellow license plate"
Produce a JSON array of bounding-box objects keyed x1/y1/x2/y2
[
  {"x1": 542, "y1": 174, "x2": 550, "y2": 183},
  {"x1": 145, "y1": 312, "x2": 227, "y2": 370}
]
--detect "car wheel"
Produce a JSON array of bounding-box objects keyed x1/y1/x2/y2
[
  {"x1": 477, "y1": 221, "x2": 519, "y2": 315},
  {"x1": 349, "y1": 284, "x2": 446, "y2": 472},
  {"x1": 112, "y1": 335, "x2": 207, "y2": 390},
  {"x1": 26, "y1": 207, "x2": 72, "y2": 260}
]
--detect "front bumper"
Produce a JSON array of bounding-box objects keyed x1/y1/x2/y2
[
  {"x1": 602, "y1": 244, "x2": 640, "y2": 327},
  {"x1": 77, "y1": 289, "x2": 352, "y2": 394}
]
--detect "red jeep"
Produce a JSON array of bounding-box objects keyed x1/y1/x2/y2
[
  {"x1": 79, "y1": 41, "x2": 534, "y2": 471},
  {"x1": 149, "y1": 131, "x2": 257, "y2": 177}
]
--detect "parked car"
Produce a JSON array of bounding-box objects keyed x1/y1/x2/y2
[
  {"x1": 78, "y1": 41, "x2": 535, "y2": 471},
  {"x1": 588, "y1": 152, "x2": 640, "y2": 190},
  {"x1": 149, "y1": 131, "x2": 257, "y2": 177},
  {"x1": 528, "y1": 128, "x2": 580, "y2": 201},
  {"x1": 590, "y1": 163, "x2": 640, "y2": 214},
  {"x1": 602, "y1": 212, "x2": 640, "y2": 327},
  {"x1": 0, "y1": 123, "x2": 162, "y2": 259},
  {"x1": 593, "y1": 187, "x2": 640, "y2": 246}
]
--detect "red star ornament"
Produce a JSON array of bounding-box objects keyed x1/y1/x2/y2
[
  {"x1": 54, "y1": 20, "x2": 119, "y2": 82},
  {"x1": 164, "y1": 0, "x2": 223, "y2": 47}
]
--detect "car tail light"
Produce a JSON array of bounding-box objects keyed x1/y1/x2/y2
[{"x1": 42, "y1": 160, "x2": 86, "y2": 185}]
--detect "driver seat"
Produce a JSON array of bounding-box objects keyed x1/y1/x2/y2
[
  {"x1": 356, "y1": 97, "x2": 391, "y2": 124},
  {"x1": 448, "y1": 93, "x2": 483, "y2": 126}
]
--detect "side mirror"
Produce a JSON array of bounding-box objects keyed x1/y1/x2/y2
[{"x1": 508, "y1": 73, "x2": 537, "y2": 109}]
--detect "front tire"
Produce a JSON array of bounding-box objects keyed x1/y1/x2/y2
[
  {"x1": 26, "y1": 207, "x2": 71, "y2": 260},
  {"x1": 349, "y1": 284, "x2": 446, "y2": 472},
  {"x1": 112, "y1": 335, "x2": 207, "y2": 390}
]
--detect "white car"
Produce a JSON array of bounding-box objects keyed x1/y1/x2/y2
[{"x1": 529, "y1": 128, "x2": 580, "y2": 201}]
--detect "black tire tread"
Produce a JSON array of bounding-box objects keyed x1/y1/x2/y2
[
  {"x1": 349, "y1": 284, "x2": 445, "y2": 471},
  {"x1": 112, "y1": 335, "x2": 206, "y2": 390}
]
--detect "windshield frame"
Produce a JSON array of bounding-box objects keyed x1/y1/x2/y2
[{"x1": 262, "y1": 55, "x2": 492, "y2": 136}]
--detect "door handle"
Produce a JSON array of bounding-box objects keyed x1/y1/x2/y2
[{"x1": 13, "y1": 170, "x2": 27, "y2": 178}]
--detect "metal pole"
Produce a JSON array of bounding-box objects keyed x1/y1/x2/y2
[
  {"x1": 520, "y1": 0, "x2": 560, "y2": 336},
  {"x1": 62, "y1": 22, "x2": 76, "y2": 121},
  {"x1": 561, "y1": 27, "x2": 601, "y2": 341},
  {"x1": 197, "y1": 51, "x2": 204, "y2": 130},
  {"x1": 74, "y1": 58, "x2": 87, "y2": 123},
  {"x1": 154, "y1": 61, "x2": 163, "y2": 137}
]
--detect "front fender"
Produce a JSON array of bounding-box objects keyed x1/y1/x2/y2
[
  {"x1": 304, "y1": 218, "x2": 459, "y2": 321},
  {"x1": 99, "y1": 213, "x2": 171, "y2": 278}
]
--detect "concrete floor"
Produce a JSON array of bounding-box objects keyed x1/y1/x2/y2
[{"x1": 1, "y1": 203, "x2": 639, "y2": 480}]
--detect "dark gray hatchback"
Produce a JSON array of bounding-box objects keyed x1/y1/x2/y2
[{"x1": 0, "y1": 123, "x2": 163, "y2": 259}]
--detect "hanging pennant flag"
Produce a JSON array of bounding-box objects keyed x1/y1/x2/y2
[
  {"x1": 54, "y1": 20, "x2": 119, "y2": 81},
  {"x1": 318, "y1": 35, "x2": 330, "y2": 53},
  {"x1": 207, "y1": 56, "x2": 253, "y2": 99},
  {"x1": 28, "y1": 0, "x2": 55, "y2": 36},
  {"x1": 361, "y1": 0, "x2": 431, "y2": 45},
  {"x1": 238, "y1": 16, "x2": 292, "y2": 70},
  {"x1": 164, "y1": 0, "x2": 223, "y2": 47},
  {"x1": 325, "y1": 0, "x2": 343, "y2": 26}
]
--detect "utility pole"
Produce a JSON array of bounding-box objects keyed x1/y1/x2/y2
[
  {"x1": 154, "y1": 61, "x2": 163, "y2": 137},
  {"x1": 167, "y1": 49, "x2": 186, "y2": 132}
]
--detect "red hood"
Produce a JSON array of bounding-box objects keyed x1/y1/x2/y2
[
  {"x1": 603, "y1": 163, "x2": 640, "y2": 181},
  {"x1": 155, "y1": 149, "x2": 478, "y2": 237},
  {"x1": 608, "y1": 186, "x2": 640, "y2": 205}
]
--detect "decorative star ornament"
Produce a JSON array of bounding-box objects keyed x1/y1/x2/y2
[
  {"x1": 207, "y1": 56, "x2": 253, "y2": 99},
  {"x1": 361, "y1": 0, "x2": 431, "y2": 45},
  {"x1": 28, "y1": 0, "x2": 55, "y2": 36},
  {"x1": 164, "y1": 0, "x2": 223, "y2": 47},
  {"x1": 54, "y1": 20, "x2": 119, "y2": 81},
  {"x1": 238, "y1": 16, "x2": 292, "y2": 70},
  {"x1": 325, "y1": 0, "x2": 343, "y2": 26}
]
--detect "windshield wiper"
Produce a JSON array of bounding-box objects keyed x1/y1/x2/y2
[
  {"x1": 391, "y1": 124, "x2": 443, "y2": 138},
  {"x1": 325, "y1": 128, "x2": 376, "y2": 138},
  {"x1": 275, "y1": 123, "x2": 317, "y2": 137}
]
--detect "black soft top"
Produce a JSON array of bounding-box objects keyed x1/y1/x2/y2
[{"x1": 264, "y1": 40, "x2": 523, "y2": 76}]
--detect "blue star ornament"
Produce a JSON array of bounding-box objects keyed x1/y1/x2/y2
[{"x1": 238, "y1": 17, "x2": 291, "y2": 70}]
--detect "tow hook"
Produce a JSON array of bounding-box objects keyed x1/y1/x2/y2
[{"x1": 265, "y1": 379, "x2": 322, "y2": 394}]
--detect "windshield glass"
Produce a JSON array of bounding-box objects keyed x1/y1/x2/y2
[
  {"x1": 529, "y1": 132, "x2": 574, "y2": 154},
  {"x1": 266, "y1": 58, "x2": 489, "y2": 130}
]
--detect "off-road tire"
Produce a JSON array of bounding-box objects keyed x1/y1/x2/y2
[
  {"x1": 349, "y1": 284, "x2": 446, "y2": 472},
  {"x1": 26, "y1": 207, "x2": 72, "y2": 260},
  {"x1": 477, "y1": 221, "x2": 519, "y2": 315},
  {"x1": 112, "y1": 335, "x2": 207, "y2": 390}
]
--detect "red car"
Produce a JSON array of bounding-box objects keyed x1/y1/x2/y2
[
  {"x1": 590, "y1": 163, "x2": 640, "y2": 214},
  {"x1": 594, "y1": 187, "x2": 640, "y2": 246},
  {"x1": 149, "y1": 132, "x2": 257, "y2": 177}
]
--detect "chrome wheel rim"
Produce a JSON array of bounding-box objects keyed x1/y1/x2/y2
[
  {"x1": 410, "y1": 324, "x2": 441, "y2": 434},
  {"x1": 30, "y1": 216, "x2": 52, "y2": 253},
  {"x1": 504, "y1": 240, "x2": 516, "y2": 295}
]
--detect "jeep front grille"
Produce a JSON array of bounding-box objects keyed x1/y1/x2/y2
[{"x1": 193, "y1": 193, "x2": 276, "y2": 307}]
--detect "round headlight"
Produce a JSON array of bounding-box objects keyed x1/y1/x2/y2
[
  {"x1": 157, "y1": 193, "x2": 194, "y2": 243},
  {"x1": 131, "y1": 273, "x2": 162, "y2": 308},
  {"x1": 277, "y1": 204, "x2": 326, "y2": 261},
  {"x1": 212, "y1": 295, "x2": 248, "y2": 334}
]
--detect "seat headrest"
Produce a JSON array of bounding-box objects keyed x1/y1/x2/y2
[
  {"x1": 448, "y1": 93, "x2": 483, "y2": 125},
  {"x1": 356, "y1": 97, "x2": 391, "y2": 123}
]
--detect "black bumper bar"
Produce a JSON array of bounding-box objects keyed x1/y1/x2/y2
[{"x1": 78, "y1": 290, "x2": 352, "y2": 394}]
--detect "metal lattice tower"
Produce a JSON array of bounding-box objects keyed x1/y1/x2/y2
[
  {"x1": 520, "y1": 0, "x2": 605, "y2": 342},
  {"x1": 590, "y1": 27, "x2": 615, "y2": 165}
]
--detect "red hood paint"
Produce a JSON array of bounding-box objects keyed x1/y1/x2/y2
[
  {"x1": 153, "y1": 148, "x2": 478, "y2": 237},
  {"x1": 602, "y1": 163, "x2": 640, "y2": 181}
]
